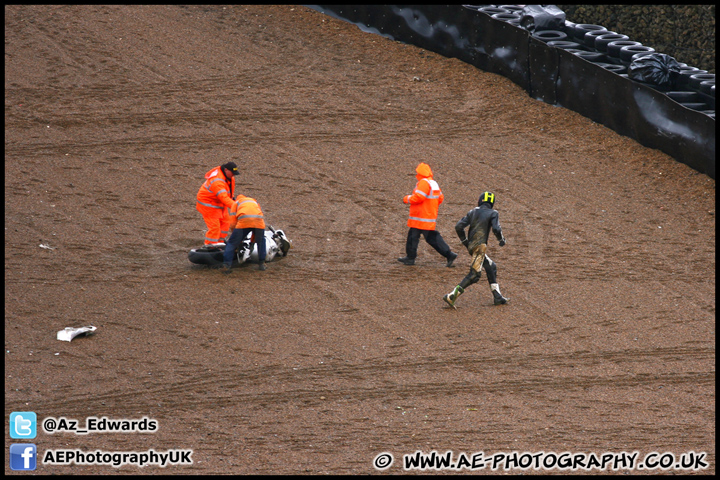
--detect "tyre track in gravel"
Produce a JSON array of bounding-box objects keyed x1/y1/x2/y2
[{"x1": 24, "y1": 345, "x2": 714, "y2": 413}]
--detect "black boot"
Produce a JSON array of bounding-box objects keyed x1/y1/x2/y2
[
  {"x1": 397, "y1": 257, "x2": 415, "y2": 265},
  {"x1": 492, "y1": 289, "x2": 508, "y2": 305}
]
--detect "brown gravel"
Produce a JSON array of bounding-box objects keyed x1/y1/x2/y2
[{"x1": 4, "y1": 5, "x2": 715, "y2": 475}]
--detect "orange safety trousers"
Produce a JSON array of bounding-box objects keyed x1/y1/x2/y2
[{"x1": 197, "y1": 204, "x2": 231, "y2": 244}]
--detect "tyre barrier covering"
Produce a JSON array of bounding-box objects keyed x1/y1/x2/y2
[{"x1": 309, "y1": 5, "x2": 715, "y2": 178}]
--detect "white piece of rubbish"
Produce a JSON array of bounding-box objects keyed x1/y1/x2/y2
[{"x1": 57, "y1": 326, "x2": 97, "y2": 342}]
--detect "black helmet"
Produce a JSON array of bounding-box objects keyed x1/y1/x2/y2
[{"x1": 478, "y1": 191, "x2": 495, "y2": 207}]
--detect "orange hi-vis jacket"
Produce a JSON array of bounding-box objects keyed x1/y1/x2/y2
[
  {"x1": 196, "y1": 166, "x2": 236, "y2": 216},
  {"x1": 403, "y1": 162, "x2": 444, "y2": 230},
  {"x1": 229, "y1": 195, "x2": 266, "y2": 230}
]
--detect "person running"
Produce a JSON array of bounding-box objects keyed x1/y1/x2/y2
[
  {"x1": 398, "y1": 162, "x2": 457, "y2": 267},
  {"x1": 443, "y1": 191, "x2": 509, "y2": 307}
]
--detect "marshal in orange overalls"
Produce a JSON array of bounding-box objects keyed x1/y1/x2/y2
[
  {"x1": 223, "y1": 195, "x2": 267, "y2": 270},
  {"x1": 196, "y1": 163, "x2": 238, "y2": 244},
  {"x1": 398, "y1": 162, "x2": 457, "y2": 266}
]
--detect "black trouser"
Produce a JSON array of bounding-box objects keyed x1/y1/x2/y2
[
  {"x1": 405, "y1": 227, "x2": 452, "y2": 259},
  {"x1": 223, "y1": 227, "x2": 266, "y2": 267}
]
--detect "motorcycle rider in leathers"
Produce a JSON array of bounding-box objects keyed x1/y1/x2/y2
[{"x1": 443, "y1": 191, "x2": 509, "y2": 307}]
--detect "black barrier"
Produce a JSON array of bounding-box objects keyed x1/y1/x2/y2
[{"x1": 309, "y1": 5, "x2": 715, "y2": 179}]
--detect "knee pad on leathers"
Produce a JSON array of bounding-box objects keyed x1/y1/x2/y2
[
  {"x1": 484, "y1": 256, "x2": 498, "y2": 284},
  {"x1": 459, "y1": 269, "x2": 481, "y2": 289}
]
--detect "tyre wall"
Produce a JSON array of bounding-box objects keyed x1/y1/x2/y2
[
  {"x1": 310, "y1": 5, "x2": 715, "y2": 179},
  {"x1": 556, "y1": 5, "x2": 715, "y2": 75}
]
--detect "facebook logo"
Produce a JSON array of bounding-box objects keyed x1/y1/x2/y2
[
  {"x1": 10, "y1": 444, "x2": 37, "y2": 470},
  {"x1": 10, "y1": 411, "x2": 37, "y2": 439}
]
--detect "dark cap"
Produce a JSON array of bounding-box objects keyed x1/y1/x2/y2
[{"x1": 221, "y1": 162, "x2": 239, "y2": 176}]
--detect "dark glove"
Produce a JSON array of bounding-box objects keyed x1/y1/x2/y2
[{"x1": 499, "y1": 238, "x2": 506, "y2": 247}]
